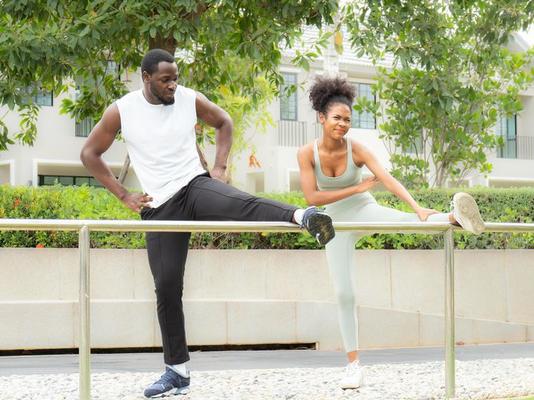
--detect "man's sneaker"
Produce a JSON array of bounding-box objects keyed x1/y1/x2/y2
[
  {"x1": 340, "y1": 360, "x2": 364, "y2": 389},
  {"x1": 144, "y1": 367, "x2": 190, "y2": 398},
  {"x1": 301, "y1": 206, "x2": 335, "y2": 245},
  {"x1": 451, "y1": 192, "x2": 485, "y2": 235}
]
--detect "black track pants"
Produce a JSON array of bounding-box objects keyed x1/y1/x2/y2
[{"x1": 140, "y1": 173, "x2": 297, "y2": 364}]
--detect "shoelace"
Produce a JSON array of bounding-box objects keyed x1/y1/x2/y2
[{"x1": 155, "y1": 370, "x2": 177, "y2": 386}]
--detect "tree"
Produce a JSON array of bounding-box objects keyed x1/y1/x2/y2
[
  {"x1": 197, "y1": 57, "x2": 276, "y2": 181},
  {"x1": 0, "y1": 0, "x2": 338, "y2": 160},
  {"x1": 344, "y1": 0, "x2": 534, "y2": 187}
]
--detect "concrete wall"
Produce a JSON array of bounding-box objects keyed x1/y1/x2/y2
[{"x1": 1, "y1": 249, "x2": 533, "y2": 351}]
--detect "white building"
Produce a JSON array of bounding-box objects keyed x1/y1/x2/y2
[
  {"x1": 1, "y1": 31, "x2": 533, "y2": 192},
  {"x1": 228, "y1": 30, "x2": 534, "y2": 192}
]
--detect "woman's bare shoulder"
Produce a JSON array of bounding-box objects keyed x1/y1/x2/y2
[
  {"x1": 349, "y1": 138, "x2": 371, "y2": 166},
  {"x1": 297, "y1": 143, "x2": 316, "y2": 166},
  {"x1": 349, "y1": 138, "x2": 368, "y2": 151},
  {"x1": 298, "y1": 142, "x2": 315, "y2": 156}
]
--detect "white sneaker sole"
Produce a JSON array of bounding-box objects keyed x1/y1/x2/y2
[
  {"x1": 340, "y1": 371, "x2": 364, "y2": 390},
  {"x1": 147, "y1": 386, "x2": 190, "y2": 398},
  {"x1": 452, "y1": 193, "x2": 485, "y2": 235},
  {"x1": 341, "y1": 382, "x2": 362, "y2": 390}
]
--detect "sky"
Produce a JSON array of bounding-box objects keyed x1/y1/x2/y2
[{"x1": 522, "y1": 26, "x2": 534, "y2": 45}]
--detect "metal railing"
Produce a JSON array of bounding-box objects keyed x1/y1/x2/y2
[
  {"x1": 75, "y1": 118, "x2": 95, "y2": 138},
  {"x1": 497, "y1": 135, "x2": 534, "y2": 160},
  {"x1": 277, "y1": 120, "x2": 308, "y2": 147},
  {"x1": 1, "y1": 219, "x2": 533, "y2": 400},
  {"x1": 277, "y1": 121, "x2": 324, "y2": 147}
]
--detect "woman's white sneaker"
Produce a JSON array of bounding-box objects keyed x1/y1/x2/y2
[
  {"x1": 340, "y1": 360, "x2": 364, "y2": 389},
  {"x1": 451, "y1": 192, "x2": 485, "y2": 235}
]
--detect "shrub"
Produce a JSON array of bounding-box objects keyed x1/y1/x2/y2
[
  {"x1": 0, "y1": 184, "x2": 533, "y2": 249},
  {"x1": 0, "y1": 185, "x2": 144, "y2": 249}
]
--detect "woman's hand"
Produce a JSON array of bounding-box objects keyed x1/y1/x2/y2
[
  {"x1": 355, "y1": 176, "x2": 380, "y2": 193},
  {"x1": 415, "y1": 206, "x2": 439, "y2": 221}
]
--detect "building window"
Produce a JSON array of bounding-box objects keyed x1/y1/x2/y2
[
  {"x1": 280, "y1": 72, "x2": 298, "y2": 121},
  {"x1": 34, "y1": 89, "x2": 53, "y2": 107},
  {"x1": 39, "y1": 175, "x2": 104, "y2": 188},
  {"x1": 495, "y1": 115, "x2": 517, "y2": 159},
  {"x1": 352, "y1": 83, "x2": 376, "y2": 129},
  {"x1": 73, "y1": 62, "x2": 118, "y2": 138},
  {"x1": 106, "y1": 61, "x2": 121, "y2": 80},
  {"x1": 75, "y1": 118, "x2": 95, "y2": 137},
  {"x1": 24, "y1": 86, "x2": 53, "y2": 106}
]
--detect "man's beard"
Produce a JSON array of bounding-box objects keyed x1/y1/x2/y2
[{"x1": 151, "y1": 86, "x2": 175, "y2": 105}]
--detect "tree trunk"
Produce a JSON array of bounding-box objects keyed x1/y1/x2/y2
[
  {"x1": 434, "y1": 164, "x2": 447, "y2": 188},
  {"x1": 118, "y1": 154, "x2": 130, "y2": 184},
  {"x1": 148, "y1": 36, "x2": 177, "y2": 54}
]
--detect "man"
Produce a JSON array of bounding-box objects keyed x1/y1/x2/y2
[{"x1": 80, "y1": 48, "x2": 335, "y2": 398}]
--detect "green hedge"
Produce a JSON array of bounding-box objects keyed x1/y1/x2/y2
[{"x1": 1, "y1": 184, "x2": 533, "y2": 249}]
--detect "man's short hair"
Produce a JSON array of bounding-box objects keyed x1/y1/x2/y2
[{"x1": 141, "y1": 49, "x2": 175, "y2": 75}]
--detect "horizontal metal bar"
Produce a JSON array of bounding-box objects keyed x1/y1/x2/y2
[
  {"x1": 0, "y1": 219, "x2": 449, "y2": 233},
  {"x1": 0, "y1": 219, "x2": 301, "y2": 232},
  {"x1": 0, "y1": 219, "x2": 533, "y2": 234},
  {"x1": 334, "y1": 221, "x2": 451, "y2": 233},
  {"x1": 480, "y1": 222, "x2": 534, "y2": 233}
]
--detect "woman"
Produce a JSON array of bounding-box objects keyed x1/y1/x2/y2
[{"x1": 297, "y1": 76, "x2": 485, "y2": 389}]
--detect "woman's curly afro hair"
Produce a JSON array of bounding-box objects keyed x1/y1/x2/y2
[{"x1": 309, "y1": 75, "x2": 355, "y2": 114}]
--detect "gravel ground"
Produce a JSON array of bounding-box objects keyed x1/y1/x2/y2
[{"x1": 1, "y1": 358, "x2": 533, "y2": 400}]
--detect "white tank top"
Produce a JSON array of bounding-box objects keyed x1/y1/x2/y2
[{"x1": 116, "y1": 87, "x2": 206, "y2": 208}]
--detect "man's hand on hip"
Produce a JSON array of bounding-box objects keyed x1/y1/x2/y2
[
  {"x1": 210, "y1": 166, "x2": 228, "y2": 183},
  {"x1": 121, "y1": 192, "x2": 153, "y2": 213}
]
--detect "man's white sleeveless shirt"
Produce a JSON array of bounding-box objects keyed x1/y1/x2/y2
[{"x1": 116, "y1": 86, "x2": 206, "y2": 208}]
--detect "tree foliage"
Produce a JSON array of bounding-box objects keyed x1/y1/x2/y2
[
  {"x1": 344, "y1": 0, "x2": 534, "y2": 187},
  {"x1": 0, "y1": 0, "x2": 337, "y2": 153}
]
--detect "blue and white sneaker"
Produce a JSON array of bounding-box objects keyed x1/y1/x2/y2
[
  {"x1": 144, "y1": 366, "x2": 190, "y2": 398},
  {"x1": 301, "y1": 206, "x2": 335, "y2": 245}
]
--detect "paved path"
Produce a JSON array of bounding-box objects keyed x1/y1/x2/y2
[
  {"x1": 1, "y1": 344, "x2": 533, "y2": 399},
  {"x1": 1, "y1": 343, "x2": 534, "y2": 375}
]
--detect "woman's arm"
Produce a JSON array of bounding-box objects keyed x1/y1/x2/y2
[
  {"x1": 354, "y1": 141, "x2": 437, "y2": 219},
  {"x1": 297, "y1": 145, "x2": 378, "y2": 206}
]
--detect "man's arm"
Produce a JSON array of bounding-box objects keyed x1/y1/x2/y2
[
  {"x1": 80, "y1": 103, "x2": 152, "y2": 212},
  {"x1": 195, "y1": 92, "x2": 233, "y2": 182}
]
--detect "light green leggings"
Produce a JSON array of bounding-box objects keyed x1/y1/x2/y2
[{"x1": 324, "y1": 192, "x2": 450, "y2": 352}]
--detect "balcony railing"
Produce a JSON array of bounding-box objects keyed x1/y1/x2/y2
[
  {"x1": 277, "y1": 121, "x2": 324, "y2": 147},
  {"x1": 277, "y1": 120, "x2": 307, "y2": 147},
  {"x1": 497, "y1": 135, "x2": 534, "y2": 160},
  {"x1": 313, "y1": 122, "x2": 322, "y2": 140},
  {"x1": 75, "y1": 118, "x2": 95, "y2": 138},
  {"x1": 277, "y1": 125, "x2": 534, "y2": 161}
]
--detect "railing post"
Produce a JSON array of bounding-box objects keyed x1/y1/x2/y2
[
  {"x1": 444, "y1": 228, "x2": 455, "y2": 399},
  {"x1": 79, "y1": 226, "x2": 91, "y2": 400}
]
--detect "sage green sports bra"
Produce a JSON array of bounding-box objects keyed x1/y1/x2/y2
[{"x1": 313, "y1": 138, "x2": 362, "y2": 191}]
